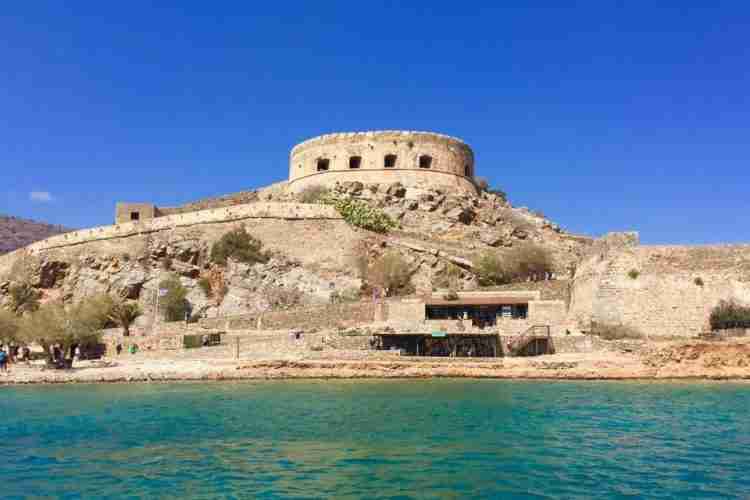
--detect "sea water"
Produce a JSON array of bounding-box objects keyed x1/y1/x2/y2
[{"x1": 2, "y1": 380, "x2": 749, "y2": 499}]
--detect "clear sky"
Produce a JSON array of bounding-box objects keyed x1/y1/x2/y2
[{"x1": 1, "y1": 2, "x2": 748, "y2": 244}]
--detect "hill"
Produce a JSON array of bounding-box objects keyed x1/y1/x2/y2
[{"x1": 0, "y1": 215, "x2": 69, "y2": 254}]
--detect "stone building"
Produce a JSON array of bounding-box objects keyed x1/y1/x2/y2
[{"x1": 287, "y1": 130, "x2": 477, "y2": 194}]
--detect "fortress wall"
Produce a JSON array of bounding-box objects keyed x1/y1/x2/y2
[
  {"x1": 288, "y1": 131, "x2": 477, "y2": 194},
  {"x1": 0, "y1": 203, "x2": 341, "y2": 274},
  {"x1": 569, "y1": 233, "x2": 750, "y2": 337},
  {"x1": 594, "y1": 245, "x2": 750, "y2": 337}
]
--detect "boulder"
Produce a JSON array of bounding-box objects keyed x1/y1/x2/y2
[
  {"x1": 386, "y1": 182, "x2": 406, "y2": 198},
  {"x1": 444, "y1": 206, "x2": 475, "y2": 225},
  {"x1": 479, "y1": 231, "x2": 505, "y2": 247}
]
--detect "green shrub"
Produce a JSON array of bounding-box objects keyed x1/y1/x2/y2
[
  {"x1": 474, "y1": 243, "x2": 553, "y2": 286},
  {"x1": 8, "y1": 282, "x2": 40, "y2": 314},
  {"x1": 211, "y1": 227, "x2": 269, "y2": 266},
  {"x1": 0, "y1": 310, "x2": 19, "y2": 343},
  {"x1": 709, "y1": 300, "x2": 750, "y2": 330},
  {"x1": 627, "y1": 269, "x2": 640, "y2": 280},
  {"x1": 474, "y1": 252, "x2": 511, "y2": 286},
  {"x1": 694, "y1": 277, "x2": 704, "y2": 287},
  {"x1": 369, "y1": 252, "x2": 414, "y2": 296},
  {"x1": 592, "y1": 323, "x2": 644, "y2": 340},
  {"x1": 158, "y1": 276, "x2": 189, "y2": 322},
  {"x1": 298, "y1": 185, "x2": 330, "y2": 204},
  {"x1": 326, "y1": 198, "x2": 396, "y2": 234}
]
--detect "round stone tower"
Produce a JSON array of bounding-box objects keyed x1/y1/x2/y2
[{"x1": 288, "y1": 130, "x2": 477, "y2": 194}]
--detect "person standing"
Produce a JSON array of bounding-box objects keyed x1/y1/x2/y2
[{"x1": 0, "y1": 348, "x2": 7, "y2": 373}]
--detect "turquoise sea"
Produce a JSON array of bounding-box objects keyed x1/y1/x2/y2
[{"x1": 2, "y1": 380, "x2": 750, "y2": 499}]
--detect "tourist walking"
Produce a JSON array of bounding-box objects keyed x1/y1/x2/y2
[{"x1": 0, "y1": 348, "x2": 8, "y2": 373}]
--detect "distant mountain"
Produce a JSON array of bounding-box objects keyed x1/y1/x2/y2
[{"x1": 0, "y1": 215, "x2": 70, "y2": 254}]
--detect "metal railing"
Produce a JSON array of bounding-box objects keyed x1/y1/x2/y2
[{"x1": 509, "y1": 325, "x2": 552, "y2": 355}]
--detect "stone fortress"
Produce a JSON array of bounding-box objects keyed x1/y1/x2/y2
[
  {"x1": 1, "y1": 129, "x2": 749, "y2": 351},
  {"x1": 116, "y1": 130, "x2": 477, "y2": 224},
  {"x1": 288, "y1": 131, "x2": 477, "y2": 194}
]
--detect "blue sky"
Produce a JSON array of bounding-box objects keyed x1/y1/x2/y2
[{"x1": 1, "y1": 2, "x2": 748, "y2": 244}]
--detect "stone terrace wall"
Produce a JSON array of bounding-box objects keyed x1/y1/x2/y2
[{"x1": 199, "y1": 301, "x2": 375, "y2": 331}]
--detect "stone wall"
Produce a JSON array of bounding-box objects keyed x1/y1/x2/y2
[
  {"x1": 0, "y1": 202, "x2": 340, "y2": 265},
  {"x1": 288, "y1": 131, "x2": 477, "y2": 194},
  {"x1": 569, "y1": 232, "x2": 750, "y2": 337},
  {"x1": 199, "y1": 301, "x2": 375, "y2": 331}
]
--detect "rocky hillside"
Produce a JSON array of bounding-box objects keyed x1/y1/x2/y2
[
  {"x1": 0, "y1": 181, "x2": 592, "y2": 330},
  {"x1": 0, "y1": 215, "x2": 68, "y2": 254}
]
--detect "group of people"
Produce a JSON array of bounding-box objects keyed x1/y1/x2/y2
[{"x1": 0, "y1": 344, "x2": 32, "y2": 373}]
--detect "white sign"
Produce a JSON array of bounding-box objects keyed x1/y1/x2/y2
[{"x1": 158, "y1": 289, "x2": 168, "y2": 297}]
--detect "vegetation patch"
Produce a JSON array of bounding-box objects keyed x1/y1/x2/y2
[
  {"x1": 8, "y1": 282, "x2": 40, "y2": 314},
  {"x1": 627, "y1": 269, "x2": 640, "y2": 280},
  {"x1": 159, "y1": 275, "x2": 189, "y2": 322},
  {"x1": 368, "y1": 252, "x2": 414, "y2": 297},
  {"x1": 694, "y1": 277, "x2": 704, "y2": 287},
  {"x1": 474, "y1": 243, "x2": 553, "y2": 286},
  {"x1": 211, "y1": 227, "x2": 270, "y2": 266},
  {"x1": 709, "y1": 300, "x2": 750, "y2": 330},
  {"x1": 325, "y1": 197, "x2": 396, "y2": 234}
]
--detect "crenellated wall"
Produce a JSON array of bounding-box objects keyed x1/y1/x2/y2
[{"x1": 0, "y1": 202, "x2": 341, "y2": 273}]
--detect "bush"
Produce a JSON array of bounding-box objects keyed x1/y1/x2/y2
[
  {"x1": 476, "y1": 177, "x2": 507, "y2": 200},
  {"x1": 627, "y1": 269, "x2": 640, "y2": 280},
  {"x1": 510, "y1": 243, "x2": 553, "y2": 281},
  {"x1": 474, "y1": 252, "x2": 511, "y2": 286},
  {"x1": 709, "y1": 300, "x2": 750, "y2": 330},
  {"x1": 475, "y1": 244, "x2": 554, "y2": 286},
  {"x1": 0, "y1": 310, "x2": 19, "y2": 343},
  {"x1": 326, "y1": 198, "x2": 396, "y2": 234},
  {"x1": 694, "y1": 277, "x2": 704, "y2": 287},
  {"x1": 158, "y1": 276, "x2": 189, "y2": 322},
  {"x1": 298, "y1": 185, "x2": 329, "y2": 204},
  {"x1": 592, "y1": 323, "x2": 644, "y2": 340},
  {"x1": 211, "y1": 227, "x2": 269, "y2": 266},
  {"x1": 369, "y1": 252, "x2": 414, "y2": 296},
  {"x1": 8, "y1": 282, "x2": 40, "y2": 314}
]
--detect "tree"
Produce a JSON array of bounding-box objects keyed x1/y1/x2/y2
[
  {"x1": 8, "y1": 282, "x2": 40, "y2": 315},
  {"x1": 159, "y1": 275, "x2": 189, "y2": 322},
  {"x1": 108, "y1": 298, "x2": 142, "y2": 336},
  {"x1": 210, "y1": 227, "x2": 269, "y2": 266},
  {"x1": 18, "y1": 298, "x2": 108, "y2": 367},
  {"x1": 0, "y1": 310, "x2": 19, "y2": 344}
]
